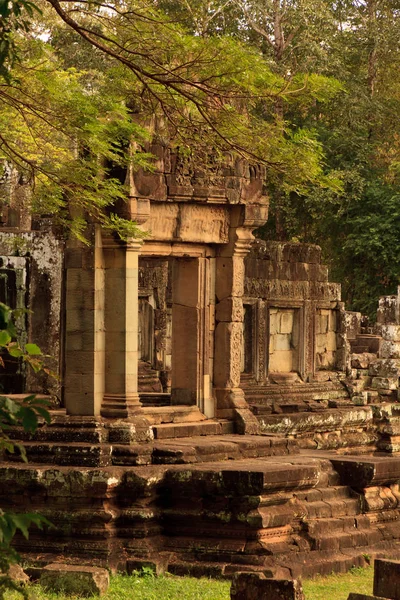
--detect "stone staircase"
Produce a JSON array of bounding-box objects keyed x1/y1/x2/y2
[
  {"x1": 4, "y1": 429, "x2": 400, "y2": 578},
  {"x1": 244, "y1": 380, "x2": 351, "y2": 416},
  {"x1": 350, "y1": 334, "x2": 382, "y2": 354},
  {"x1": 5, "y1": 408, "x2": 292, "y2": 467},
  {"x1": 153, "y1": 453, "x2": 400, "y2": 578},
  {"x1": 138, "y1": 360, "x2": 163, "y2": 393}
]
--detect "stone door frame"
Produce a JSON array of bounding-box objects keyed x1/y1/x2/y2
[{"x1": 141, "y1": 241, "x2": 215, "y2": 417}]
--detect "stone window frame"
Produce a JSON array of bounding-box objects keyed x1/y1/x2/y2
[{"x1": 265, "y1": 300, "x2": 306, "y2": 381}]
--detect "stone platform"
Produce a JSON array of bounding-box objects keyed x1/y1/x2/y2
[{"x1": 3, "y1": 421, "x2": 400, "y2": 579}]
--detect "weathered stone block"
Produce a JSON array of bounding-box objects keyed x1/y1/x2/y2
[
  {"x1": 352, "y1": 353, "x2": 376, "y2": 370},
  {"x1": 379, "y1": 340, "x2": 400, "y2": 359},
  {"x1": 348, "y1": 595, "x2": 387, "y2": 600},
  {"x1": 371, "y1": 377, "x2": 398, "y2": 391},
  {"x1": 345, "y1": 311, "x2": 362, "y2": 340},
  {"x1": 352, "y1": 393, "x2": 368, "y2": 406},
  {"x1": 234, "y1": 407, "x2": 261, "y2": 435},
  {"x1": 275, "y1": 333, "x2": 291, "y2": 351},
  {"x1": 280, "y1": 311, "x2": 294, "y2": 333},
  {"x1": 230, "y1": 573, "x2": 305, "y2": 600},
  {"x1": 377, "y1": 295, "x2": 398, "y2": 325},
  {"x1": 381, "y1": 324, "x2": 400, "y2": 341},
  {"x1": 369, "y1": 358, "x2": 400, "y2": 378},
  {"x1": 3, "y1": 564, "x2": 29, "y2": 585},
  {"x1": 374, "y1": 558, "x2": 400, "y2": 600},
  {"x1": 40, "y1": 564, "x2": 109, "y2": 596}
]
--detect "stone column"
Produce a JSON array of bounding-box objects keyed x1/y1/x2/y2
[
  {"x1": 100, "y1": 237, "x2": 143, "y2": 419},
  {"x1": 213, "y1": 226, "x2": 260, "y2": 434},
  {"x1": 64, "y1": 226, "x2": 105, "y2": 416}
]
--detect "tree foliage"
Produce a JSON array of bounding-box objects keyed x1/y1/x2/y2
[
  {"x1": 0, "y1": 0, "x2": 344, "y2": 242},
  {"x1": 2, "y1": 0, "x2": 400, "y2": 313},
  {"x1": 0, "y1": 303, "x2": 51, "y2": 584},
  {"x1": 222, "y1": 0, "x2": 400, "y2": 317}
]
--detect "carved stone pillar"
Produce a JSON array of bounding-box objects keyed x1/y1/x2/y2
[
  {"x1": 100, "y1": 237, "x2": 143, "y2": 419},
  {"x1": 214, "y1": 225, "x2": 260, "y2": 434},
  {"x1": 64, "y1": 226, "x2": 105, "y2": 416}
]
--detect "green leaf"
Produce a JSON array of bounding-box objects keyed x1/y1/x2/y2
[
  {"x1": 0, "y1": 331, "x2": 11, "y2": 346},
  {"x1": 8, "y1": 515, "x2": 30, "y2": 540},
  {"x1": 35, "y1": 407, "x2": 51, "y2": 424},
  {"x1": 20, "y1": 407, "x2": 38, "y2": 433},
  {"x1": 15, "y1": 443, "x2": 27, "y2": 463},
  {"x1": 7, "y1": 346, "x2": 23, "y2": 358},
  {"x1": 25, "y1": 343, "x2": 42, "y2": 356},
  {"x1": 21, "y1": 395, "x2": 37, "y2": 404}
]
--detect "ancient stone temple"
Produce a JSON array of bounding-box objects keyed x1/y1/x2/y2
[{"x1": 2, "y1": 149, "x2": 400, "y2": 578}]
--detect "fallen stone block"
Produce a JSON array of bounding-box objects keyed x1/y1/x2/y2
[
  {"x1": 1, "y1": 564, "x2": 29, "y2": 585},
  {"x1": 351, "y1": 353, "x2": 376, "y2": 370},
  {"x1": 40, "y1": 564, "x2": 109, "y2": 596},
  {"x1": 230, "y1": 572, "x2": 305, "y2": 600},
  {"x1": 348, "y1": 594, "x2": 387, "y2": 600},
  {"x1": 373, "y1": 558, "x2": 400, "y2": 600}
]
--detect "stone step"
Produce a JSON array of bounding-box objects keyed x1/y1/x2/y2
[
  {"x1": 311, "y1": 528, "x2": 384, "y2": 552},
  {"x1": 152, "y1": 420, "x2": 226, "y2": 439},
  {"x1": 142, "y1": 405, "x2": 207, "y2": 425},
  {"x1": 294, "y1": 485, "x2": 359, "y2": 503},
  {"x1": 140, "y1": 393, "x2": 171, "y2": 406},
  {"x1": 5, "y1": 431, "x2": 295, "y2": 467},
  {"x1": 6, "y1": 441, "x2": 113, "y2": 467},
  {"x1": 305, "y1": 516, "x2": 365, "y2": 537},
  {"x1": 243, "y1": 383, "x2": 346, "y2": 396},
  {"x1": 303, "y1": 498, "x2": 362, "y2": 518},
  {"x1": 245, "y1": 389, "x2": 349, "y2": 406},
  {"x1": 162, "y1": 457, "x2": 328, "y2": 497},
  {"x1": 7, "y1": 424, "x2": 106, "y2": 444},
  {"x1": 307, "y1": 453, "x2": 400, "y2": 486},
  {"x1": 289, "y1": 549, "x2": 369, "y2": 578},
  {"x1": 351, "y1": 346, "x2": 370, "y2": 353},
  {"x1": 256, "y1": 407, "x2": 374, "y2": 437},
  {"x1": 150, "y1": 435, "x2": 296, "y2": 466},
  {"x1": 351, "y1": 335, "x2": 382, "y2": 354}
]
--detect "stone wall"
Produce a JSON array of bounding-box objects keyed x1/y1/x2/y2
[
  {"x1": 243, "y1": 239, "x2": 346, "y2": 383},
  {"x1": 0, "y1": 231, "x2": 63, "y2": 397}
]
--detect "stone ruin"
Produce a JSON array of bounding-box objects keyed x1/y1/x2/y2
[{"x1": 2, "y1": 147, "x2": 400, "y2": 579}]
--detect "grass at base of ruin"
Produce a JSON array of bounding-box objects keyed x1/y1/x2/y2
[
  {"x1": 302, "y1": 566, "x2": 373, "y2": 600},
  {"x1": 4, "y1": 565, "x2": 374, "y2": 600}
]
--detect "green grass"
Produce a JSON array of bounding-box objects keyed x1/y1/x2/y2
[
  {"x1": 5, "y1": 573, "x2": 230, "y2": 600},
  {"x1": 303, "y1": 566, "x2": 374, "y2": 600},
  {"x1": 4, "y1": 566, "x2": 374, "y2": 600}
]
